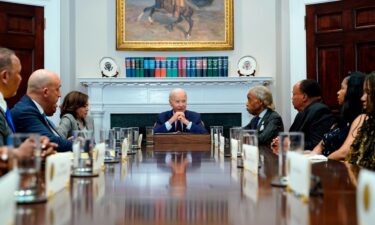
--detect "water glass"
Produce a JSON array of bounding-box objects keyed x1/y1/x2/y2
[
  {"x1": 272, "y1": 132, "x2": 304, "y2": 187},
  {"x1": 230, "y1": 127, "x2": 242, "y2": 158},
  {"x1": 9, "y1": 133, "x2": 44, "y2": 203},
  {"x1": 210, "y1": 126, "x2": 223, "y2": 147},
  {"x1": 145, "y1": 126, "x2": 154, "y2": 145},
  {"x1": 99, "y1": 129, "x2": 119, "y2": 163},
  {"x1": 129, "y1": 127, "x2": 140, "y2": 150},
  {"x1": 72, "y1": 130, "x2": 97, "y2": 177}
]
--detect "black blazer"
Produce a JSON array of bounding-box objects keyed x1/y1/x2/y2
[
  {"x1": 0, "y1": 108, "x2": 12, "y2": 146},
  {"x1": 244, "y1": 109, "x2": 284, "y2": 145},
  {"x1": 153, "y1": 110, "x2": 208, "y2": 134},
  {"x1": 289, "y1": 101, "x2": 335, "y2": 150}
]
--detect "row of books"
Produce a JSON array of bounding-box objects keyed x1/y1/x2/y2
[{"x1": 125, "y1": 56, "x2": 228, "y2": 78}]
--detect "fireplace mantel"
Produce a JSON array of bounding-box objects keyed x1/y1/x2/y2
[{"x1": 78, "y1": 77, "x2": 273, "y2": 141}]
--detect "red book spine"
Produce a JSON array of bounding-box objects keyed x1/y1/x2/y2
[{"x1": 155, "y1": 57, "x2": 161, "y2": 78}]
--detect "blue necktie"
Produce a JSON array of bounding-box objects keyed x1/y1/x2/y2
[{"x1": 5, "y1": 108, "x2": 15, "y2": 133}]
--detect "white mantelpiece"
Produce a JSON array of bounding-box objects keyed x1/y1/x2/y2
[{"x1": 79, "y1": 77, "x2": 273, "y2": 141}]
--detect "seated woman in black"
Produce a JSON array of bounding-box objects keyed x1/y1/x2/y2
[{"x1": 311, "y1": 72, "x2": 366, "y2": 157}]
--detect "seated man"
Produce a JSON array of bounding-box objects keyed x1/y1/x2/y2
[
  {"x1": 271, "y1": 79, "x2": 335, "y2": 152},
  {"x1": 11, "y1": 69, "x2": 72, "y2": 152},
  {"x1": 243, "y1": 86, "x2": 284, "y2": 145},
  {"x1": 154, "y1": 88, "x2": 208, "y2": 134}
]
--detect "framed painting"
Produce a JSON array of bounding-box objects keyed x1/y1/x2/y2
[{"x1": 116, "y1": 0, "x2": 233, "y2": 51}]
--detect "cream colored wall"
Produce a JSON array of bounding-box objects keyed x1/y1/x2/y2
[{"x1": 71, "y1": 0, "x2": 277, "y2": 79}]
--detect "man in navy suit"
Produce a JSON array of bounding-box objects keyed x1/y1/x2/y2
[
  {"x1": 11, "y1": 69, "x2": 72, "y2": 152},
  {"x1": 154, "y1": 88, "x2": 207, "y2": 134}
]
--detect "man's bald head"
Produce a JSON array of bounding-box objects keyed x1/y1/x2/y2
[
  {"x1": 27, "y1": 69, "x2": 59, "y2": 94},
  {"x1": 27, "y1": 69, "x2": 61, "y2": 116}
]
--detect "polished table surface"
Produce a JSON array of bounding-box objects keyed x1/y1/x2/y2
[{"x1": 15, "y1": 145, "x2": 359, "y2": 225}]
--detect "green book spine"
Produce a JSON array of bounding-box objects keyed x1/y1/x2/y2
[
  {"x1": 207, "y1": 57, "x2": 213, "y2": 77},
  {"x1": 172, "y1": 57, "x2": 178, "y2": 77},
  {"x1": 212, "y1": 57, "x2": 218, "y2": 77},
  {"x1": 135, "y1": 58, "x2": 140, "y2": 77},
  {"x1": 166, "y1": 57, "x2": 173, "y2": 77},
  {"x1": 139, "y1": 57, "x2": 144, "y2": 77}
]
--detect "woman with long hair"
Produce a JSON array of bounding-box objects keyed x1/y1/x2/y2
[
  {"x1": 311, "y1": 72, "x2": 366, "y2": 158},
  {"x1": 346, "y1": 72, "x2": 375, "y2": 169},
  {"x1": 58, "y1": 91, "x2": 94, "y2": 138}
]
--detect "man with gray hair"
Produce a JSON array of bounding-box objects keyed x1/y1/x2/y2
[
  {"x1": 154, "y1": 88, "x2": 207, "y2": 134},
  {"x1": 11, "y1": 69, "x2": 72, "y2": 152},
  {"x1": 244, "y1": 85, "x2": 284, "y2": 145}
]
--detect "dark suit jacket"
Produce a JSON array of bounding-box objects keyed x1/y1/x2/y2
[
  {"x1": 154, "y1": 110, "x2": 208, "y2": 134},
  {"x1": 0, "y1": 108, "x2": 12, "y2": 146},
  {"x1": 243, "y1": 109, "x2": 284, "y2": 145},
  {"x1": 289, "y1": 100, "x2": 335, "y2": 150},
  {"x1": 11, "y1": 95, "x2": 72, "y2": 152}
]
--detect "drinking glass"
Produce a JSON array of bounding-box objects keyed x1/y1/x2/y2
[
  {"x1": 71, "y1": 130, "x2": 98, "y2": 177},
  {"x1": 230, "y1": 127, "x2": 242, "y2": 158},
  {"x1": 112, "y1": 127, "x2": 123, "y2": 159},
  {"x1": 10, "y1": 133, "x2": 46, "y2": 203},
  {"x1": 238, "y1": 129, "x2": 257, "y2": 168},
  {"x1": 271, "y1": 132, "x2": 304, "y2": 187},
  {"x1": 145, "y1": 126, "x2": 154, "y2": 145},
  {"x1": 210, "y1": 126, "x2": 223, "y2": 148},
  {"x1": 100, "y1": 129, "x2": 119, "y2": 163}
]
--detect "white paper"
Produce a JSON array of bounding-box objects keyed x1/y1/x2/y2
[
  {"x1": 93, "y1": 143, "x2": 105, "y2": 173},
  {"x1": 287, "y1": 151, "x2": 311, "y2": 198},
  {"x1": 287, "y1": 192, "x2": 309, "y2": 225},
  {"x1": 72, "y1": 142, "x2": 80, "y2": 168},
  {"x1": 121, "y1": 138, "x2": 128, "y2": 159},
  {"x1": 214, "y1": 134, "x2": 219, "y2": 147},
  {"x1": 46, "y1": 188, "x2": 71, "y2": 225},
  {"x1": 243, "y1": 144, "x2": 259, "y2": 174},
  {"x1": 0, "y1": 170, "x2": 19, "y2": 225},
  {"x1": 138, "y1": 134, "x2": 143, "y2": 148},
  {"x1": 46, "y1": 152, "x2": 72, "y2": 197},
  {"x1": 219, "y1": 135, "x2": 225, "y2": 153},
  {"x1": 243, "y1": 170, "x2": 258, "y2": 203},
  {"x1": 230, "y1": 138, "x2": 239, "y2": 159},
  {"x1": 307, "y1": 154, "x2": 328, "y2": 163},
  {"x1": 357, "y1": 169, "x2": 375, "y2": 225}
]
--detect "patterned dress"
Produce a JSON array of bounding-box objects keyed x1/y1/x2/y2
[{"x1": 346, "y1": 117, "x2": 375, "y2": 170}]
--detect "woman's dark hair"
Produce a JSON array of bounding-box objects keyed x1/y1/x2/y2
[
  {"x1": 364, "y1": 71, "x2": 375, "y2": 118},
  {"x1": 340, "y1": 72, "x2": 366, "y2": 125},
  {"x1": 60, "y1": 91, "x2": 88, "y2": 119}
]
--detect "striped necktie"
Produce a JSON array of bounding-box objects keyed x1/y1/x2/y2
[
  {"x1": 5, "y1": 108, "x2": 15, "y2": 133},
  {"x1": 43, "y1": 114, "x2": 60, "y2": 137}
]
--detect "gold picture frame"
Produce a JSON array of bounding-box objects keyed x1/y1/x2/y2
[{"x1": 116, "y1": 0, "x2": 233, "y2": 51}]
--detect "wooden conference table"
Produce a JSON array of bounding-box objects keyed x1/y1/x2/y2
[{"x1": 15, "y1": 144, "x2": 358, "y2": 225}]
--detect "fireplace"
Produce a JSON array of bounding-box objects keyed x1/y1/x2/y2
[{"x1": 79, "y1": 77, "x2": 273, "y2": 142}]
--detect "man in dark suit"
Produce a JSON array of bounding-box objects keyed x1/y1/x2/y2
[
  {"x1": 11, "y1": 69, "x2": 72, "y2": 152},
  {"x1": 243, "y1": 85, "x2": 284, "y2": 145},
  {"x1": 271, "y1": 79, "x2": 335, "y2": 152},
  {"x1": 0, "y1": 47, "x2": 21, "y2": 146},
  {"x1": 154, "y1": 88, "x2": 207, "y2": 134}
]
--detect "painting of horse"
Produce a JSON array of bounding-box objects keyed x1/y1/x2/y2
[
  {"x1": 137, "y1": 0, "x2": 214, "y2": 38},
  {"x1": 117, "y1": 0, "x2": 233, "y2": 50}
]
